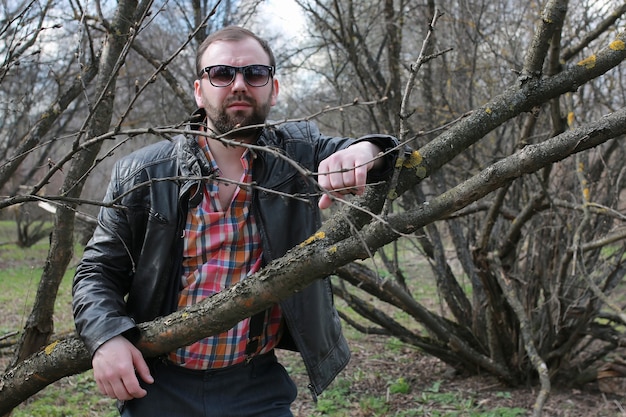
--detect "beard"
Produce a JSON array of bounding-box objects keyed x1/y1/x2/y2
[{"x1": 206, "y1": 93, "x2": 272, "y2": 142}]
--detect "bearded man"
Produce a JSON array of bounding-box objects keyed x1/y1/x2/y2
[{"x1": 72, "y1": 26, "x2": 398, "y2": 417}]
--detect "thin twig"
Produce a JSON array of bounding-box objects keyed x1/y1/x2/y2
[{"x1": 383, "y1": 9, "x2": 446, "y2": 215}]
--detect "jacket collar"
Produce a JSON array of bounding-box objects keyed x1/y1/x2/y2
[
  {"x1": 175, "y1": 109, "x2": 215, "y2": 206},
  {"x1": 178, "y1": 108, "x2": 212, "y2": 176}
]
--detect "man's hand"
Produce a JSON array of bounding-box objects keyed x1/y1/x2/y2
[
  {"x1": 92, "y1": 335, "x2": 154, "y2": 401},
  {"x1": 317, "y1": 141, "x2": 383, "y2": 209}
]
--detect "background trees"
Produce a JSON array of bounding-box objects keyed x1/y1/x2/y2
[
  {"x1": 0, "y1": 0, "x2": 625, "y2": 415},
  {"x1": 290, "y1": 0, "x2": 626, "y2": 409}
]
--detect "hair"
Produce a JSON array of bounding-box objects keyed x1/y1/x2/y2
[{"x1": 195, "y1": 26, "x2": 276, "y2": 77}]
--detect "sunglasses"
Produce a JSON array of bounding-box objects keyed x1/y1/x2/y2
[{"x1": 200, "y1": 65, "x2": 275, "y2": 87}]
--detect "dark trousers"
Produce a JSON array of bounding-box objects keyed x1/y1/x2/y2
[{"x1": 119, "y1": 351, "x2": 297, "y2": 417}]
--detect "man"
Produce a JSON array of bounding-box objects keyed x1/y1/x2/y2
[{"x1": 72, "y1": 26, "x2": 398, "y2": 416}]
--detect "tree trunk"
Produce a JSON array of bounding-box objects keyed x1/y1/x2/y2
[{"x1": 8, "y1": 0, "x2": 144, "y2": 369}]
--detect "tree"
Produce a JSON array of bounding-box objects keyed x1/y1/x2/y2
[
  {"x1": 290, "y1": 0, "x2": 626, "y2": 414},
  {"x1": 0, "y1": 0, "x2": 625, "y2": 416}
]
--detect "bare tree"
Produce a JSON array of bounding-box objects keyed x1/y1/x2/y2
[
  {"x1": 0, "y1": 0, "x2": 625, "y2": 416},
  {"x1": 292, "y1": 1, "x2": 626, "y2": 414}
]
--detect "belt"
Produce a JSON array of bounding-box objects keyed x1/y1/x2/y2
[{"x1": 155, "y1": 350, "x2": 276, "y2": 377}]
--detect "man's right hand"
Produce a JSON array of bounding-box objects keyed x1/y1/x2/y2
[{"x1": 92, "y1": 335, "x2": 154, "y2": 401}]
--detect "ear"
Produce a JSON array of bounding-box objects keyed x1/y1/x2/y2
[
  {"x1": 270, "y1": 78, "x2": 279, "y2": 106},
  {"x1": 194, "y1": 79, "x2": 204, "y2": 108}
]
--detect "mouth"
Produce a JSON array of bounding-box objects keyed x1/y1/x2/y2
[
  {"x1": 226, "y1": 97, "x2": 254, "y2": 111},
  {"x1": 227, "y1": 102, "x2": 252, "y2": 111}
]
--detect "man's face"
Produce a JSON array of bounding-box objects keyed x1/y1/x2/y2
[{"x1": 194, "y1": 37, "x2": 279, "y2": 141}]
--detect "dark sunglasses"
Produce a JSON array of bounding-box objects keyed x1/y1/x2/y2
[{"x1": 200, "y1": 64, "x2": 275, "y2": 87}]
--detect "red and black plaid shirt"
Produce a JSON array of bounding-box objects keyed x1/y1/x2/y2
[{"x1": 169, "y1": 137, "x2": 282, "y2": 369}]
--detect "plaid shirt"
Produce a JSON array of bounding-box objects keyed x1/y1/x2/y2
[{"x1": 169, "y1": 137, "x2": 282, "y2": 370}]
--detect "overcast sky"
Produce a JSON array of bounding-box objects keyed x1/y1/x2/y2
[{"x1": 258, "y1": 0, "x2": 306, "y2": 40}]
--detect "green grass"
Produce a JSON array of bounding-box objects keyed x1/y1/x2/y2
[
  {"x1": 12, "y1": 372, "x2": 118, "y2": 417},
  {"x1": 0, "y1": 221, "x2": 82, "y2": 336},
  {"x1": 0, "y1": 220, "x2": 118, "y2": 416},
  {"x1": 308, "y1": 377, "x2": 528, "y2": 417}
]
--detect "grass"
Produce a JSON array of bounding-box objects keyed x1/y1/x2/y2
[
  {"x1": 0, "y1": 220, "x2": 117, "y2": 416},
  {"x1": 12, "y1": 373, "x2": 118, "y2": 417},
  {"x1": 302, "y1": 371, "x2": 529, "y2": 417},
  {"x1": 282, "y1": 318, "x2": 534, "y2": 416}
]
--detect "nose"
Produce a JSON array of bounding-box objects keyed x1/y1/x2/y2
[{"x1": 231, "y1": 72, "x2": 248, "y2": 91}]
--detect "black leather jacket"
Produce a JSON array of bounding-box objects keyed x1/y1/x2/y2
[{"x1": 72, "y1": 117, "x2": 398, "y2": 395}]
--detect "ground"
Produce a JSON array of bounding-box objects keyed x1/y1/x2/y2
[{"x1": 279, "y1": 333, "x2": 625, "y2": 416}]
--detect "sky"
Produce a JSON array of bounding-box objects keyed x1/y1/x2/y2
[
  {"x1": 258, "y1": 0, "x2": 307, "y2": 40},
  {"x1": 252, "y1": 0, "x2": 313, "y2": 102}
]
